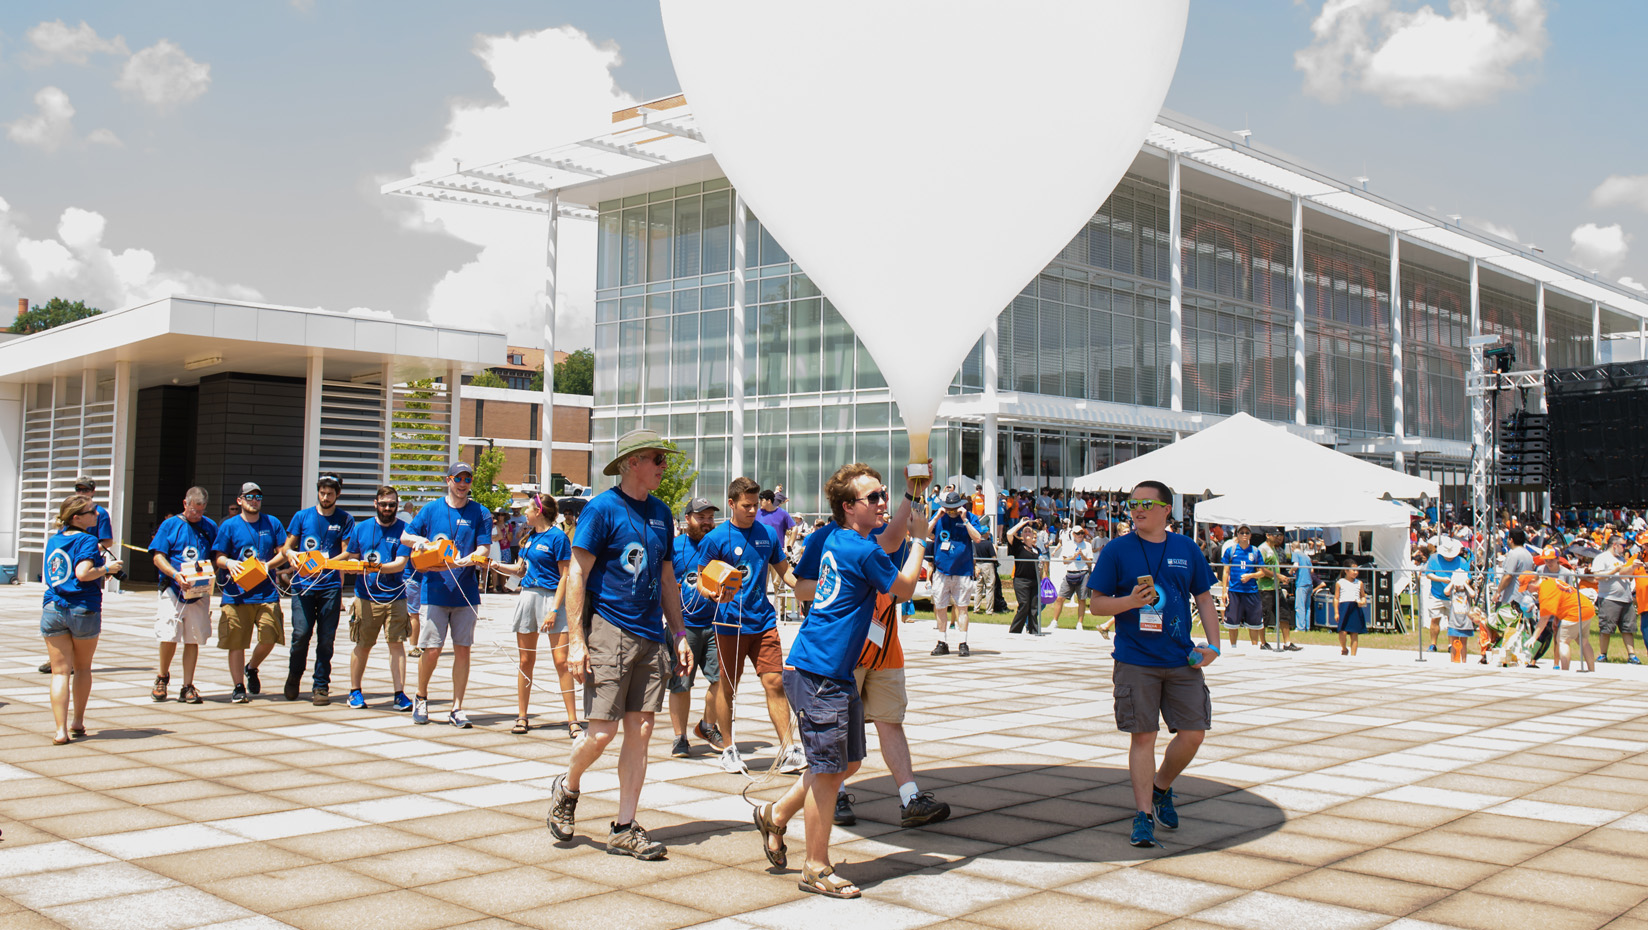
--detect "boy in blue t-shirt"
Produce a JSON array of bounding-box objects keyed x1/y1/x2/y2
[
  {"x1": 928, "y1": 490, "x2": 985, "y2": 657},
  {"x1": 211, "y1": 482, "x2": 289, "y2": 704},
  {"x1": 1423, "y1": 535, "x2": 1468, "y2": 652},
  {"x1": 667, "y1": 498, "x2": 727, "y2": 757},
  {"x1": 282, "y1": 473, "x2": 357, "y2": 705},
  {"x1": 1087, "y1": 480, "x2": 1220, "y2": 850},
  {"x1": 342, "y1": 484, "x2": 412, "y2": 711},
  {"x1": 398, "y1": 462, "x2": 493, "y2": 728},
  {"x1": 1221, "y1": 525, "x2": 1266, "y2": 649}
]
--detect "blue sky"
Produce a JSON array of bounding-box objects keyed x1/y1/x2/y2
[{"x1": 1, "y1": 1, "x2": 1643, "y2": 348}]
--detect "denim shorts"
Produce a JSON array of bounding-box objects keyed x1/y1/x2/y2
[
  {"x1": 782, "y1": 667, "x2": 865, "y2": 774},
  {"x1": 41, "y1": 603, "x2": 101, "y2": 639}
]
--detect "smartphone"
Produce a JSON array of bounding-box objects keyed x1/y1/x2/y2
[{"x1": 1137, "y1": 574, "x2": 1154, "y2": 589}]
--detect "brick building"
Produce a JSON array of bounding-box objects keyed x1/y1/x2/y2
[{"x1": 458, "y1": 383, "x2": 592, "y2": 493}]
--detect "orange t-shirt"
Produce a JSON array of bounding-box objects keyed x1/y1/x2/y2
[
  {"x1": 1634, "y1": 566, "x2": 1648, "y2": 614},
  {"x1": 857, "y1": 592, "x2": 905, "y2": 671},
  {"x1": 971, "y1": 491, "x2": 985, "y2": 518},
  {"x1": 1538, "y1": 577, "x2": 1596, "y2": 623}
]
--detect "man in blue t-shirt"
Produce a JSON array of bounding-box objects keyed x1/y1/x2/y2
[
  {"x1": 282, "y1": 473, "x2": 357, "y2": 706},
  {"x1": 1423, "y1": 535, "x2": 1468, "y2": 652},
  {"x1": 342, "y1": 484, "x2": 412, "y2": 712},
  {"x1": 211, "y1": 482, "x2": 289, "y2": 704},
  {"x1": 761, "y1": 462, "x2": 930, "y2": 899},
  {"x1": 1290, "y1": 543, "x2": 1314, "y2": 632},
  {"x1": 148, "y1": 486, "x2": 218, "y2": 705},
  {"x1": 667, "y1": 498, "x2": 727, "y2": 758},
  {"x1": 1087, "y1": 479, "x2": 1220, "y2": 850},
  {"x1": 700, "y1": 477, "x2": 801, "y2": 775},
  {"x1": 928, "y1": 490, "x2": 985, "y2": 657},
  {"x1": 550, "y1": 429, "x2": 693, "y2": 862},
  {"x1": 1221, "y1": 525, "x2": 1266, "y2": 650},
  {"x1": 399, "y1": 461, "x2": 492, "y2": 728}
]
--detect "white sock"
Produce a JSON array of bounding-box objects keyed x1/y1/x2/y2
[{"x1": 899, "y1": 781, "x2": 920, "y2": 806}]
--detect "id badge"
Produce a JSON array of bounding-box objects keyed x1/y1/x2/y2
[
  {"x1": 1139, "y1": 605, "x2": 1164, "y2": 633},
  {"x1": 941, "y1": 541, "x2": 952, "y2": 552},
  {"x1": 866, "y1": 617, "x2": 887, "y2": 648}
]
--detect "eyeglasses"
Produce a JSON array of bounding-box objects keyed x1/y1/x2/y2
[
  {"x1": 450, "y1": 475, "x2": 472, "y2": 484},
  {"x1": 853, "y1": 489, "x2": 890, "y2": 505},
  {"x1": 1126, "y1": 498, "x2": 1170, "y2": 512},
  {"x1": 242, "y1": 493, "x2": 263, "y2": 501},
  {"x1": 645, "y1": 452, "x2": 669, "y2": 466}
]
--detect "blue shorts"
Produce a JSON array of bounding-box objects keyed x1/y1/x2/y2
[
  {"x1": 782, "y1": 667, "x2": 865, "y2": 775},
  {"x1": 42, "y1": 603, "x2": 101, "y2": 639},
  {"x1": 1223, "y1": 591, "x2": 1263, "y2": 629}
]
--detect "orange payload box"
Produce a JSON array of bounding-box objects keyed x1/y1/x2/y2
[
  {"x1": 325, "y1": 558, "x2": 364, "y2": 573},
  {"x1": 697, "y1": 560, "x2": 744, "y2": 601},
  {"x1": 410, "y1": 538, "x2": 457, "y2": 572},
  {"x1": 292, "y1": 550, "x2": 328, "y2": 576},
  {"x1": 231, "y1": 557, "x2": 267, "y2": 591}
]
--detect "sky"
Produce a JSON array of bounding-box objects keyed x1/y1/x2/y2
[{"x1": 1, "y1": 0, "x2": 1644, "y2": 352}]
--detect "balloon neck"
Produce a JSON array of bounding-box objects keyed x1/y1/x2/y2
[{"x1": 907, "y1": 430, "x2": 930, "y2": 470}]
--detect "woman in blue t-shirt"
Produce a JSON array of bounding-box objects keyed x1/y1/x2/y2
[
  {"x1": 42, "y1": 495, "x2": 123, "y2": 745},
  {"x1": 496, "y1": 495, "x2": 575, "y2": 736}
]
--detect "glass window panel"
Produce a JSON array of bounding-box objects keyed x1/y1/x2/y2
[
  {"x1": 647, "y1": 293, "x2": 670, "y2": 317},
  {"x1": 673, "y1": 196, "x2": 701, "y2": 279},
  {"x1": 758, "y1": 408, "x2": 787, "y2": 435},
  {"x1": 702, "y1": 284, "x2": 729, "y2": 310},
  {"x1": 1064, "y1": 303, "x2": 1087, "y2": 398},
  {"x1": 701, "y1": 189, "x2": 732, "y2": 274},
  {"x1": 856, "y1": 338, "x2": 886, "y2": 389},
  {"x1": 855, "y1": 432, "x2": 890, "y2": 482},
  {"x1": 857, "y1": 402, "x2": 890, "y2": 429},
  {"x1": 1089, "y1": 309, "x2": 1112, "y2": 401},
  {"x1": 670, "y1": 314, "x2": 698, "y2": 401},
  {"x1": 620, "y1": 296, "x2": 643, "y2": 320},
  {"x1": 672, "y1": 289, "x2": 699, "y2": 314},
  {"x1": 759, "y1": 277, "x2": 789, "y2": 303},
  {"x1": 821, "y1": 431, "x2": 852, "y2": 481},
  {"x1": 1038, "y1": 301, "x2": 1063, "y2": 395},
  {"x1": 759, "y1": 304, "x2": 788, "y2": 396},
  {"x1": 669, "y1": 413, "x2": 695, "y2": 437},
  {"x1": 598, "y1": 211, "x2": 621, "y2": 289},
  {"x1": 790, "y1": 406, "x2": 820, "y2": 431},
  {"x1": 1112, "y1": 315, "x2": 1135, "y2": 405},
  {"x1": 700, "y1": 410, "x2": 728, "y2": 435},
  {"x1": 745, "y1": 307, "x2": 759, "y2": 399},
  {"x1": 821, "y1": 302, "x2": 854, "y2": 391},
  {"x1": 646, "y1": 202, "x2": 673, "y2": 282},
  {"x1": 759, "y1": 221, "x2": 789, "y2": 266},
  {"x1": 596, "y1": 300, "x2": 618, "y2": 324},
  {"x1": 790, "y1": 298, "x2": 822, "y2": 394},
  {"x1": 822, "y1": 406, "x2": 852, "y2": 431},
  {"x1": 644, "y1": 317, "x2": 670, "y2": 403},
  {"x1": 594, "y1": 323, "x2": 619, "y2": 407},
  {"x1": 1012, "y1": 295, "x2": 1038, "y2": 393},
  {"x1": 621, "y1": 207, "x2": 646, "y2": 286},
  {"x1": 790, "y1": 433, "x2": 821, "y2": 518},
  {"x1": 616, "y1": 320, "x2": 642, "y2": 405},
  {"x1": 700, "y1": 309, "x2": 729, "y2": 399}
]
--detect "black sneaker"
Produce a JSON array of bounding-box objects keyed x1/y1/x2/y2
[
  {"x1": 931, "y1": 642, "x2": 949, "y2": 656},
  {"x1": 900, "y1": 791, "x2": 951, "y2": 828},
  {"x1": 1260, "y1": 642, "x2": 1275, "y2": 651},
  {"x1": 695, "y1": 719, "x2": 725, "y2": 751},
  {"x1": 958, "y1": 643, "x2": 970, "y2": 657},
  {"x1": 834, "y1": 792, "x2": 857, "y2": 826},
  {"x1": 671, "y1": 735, "x2": 690, "y2": 758},
  {"x1": 179, "y1": 684, "x2": 202, "y2": 704},
  {"x1": 246, "y1": 666, "x2": 261, "y2": 695},
  {"x1": 38, "y1": 661, "x2": 51, "y2": 674},
  {"x1": 231, "y1": 684, "x2": 249, "y2": 704},
  {"x1": 283, "y1": 673, "x2": 300, "y2": 701},
  {"x1": 606, "y1": 821, "x2": 665, "y2": 860},
  {"x1": 1283, "y1": 643, "x2": 1302, "y2": 652},
  {"x1": 547, "y1": 774, "x2": 579, "y2": 841}
]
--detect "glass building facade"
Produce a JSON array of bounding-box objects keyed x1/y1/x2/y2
[{"x1": 591, "y1": 166, "x2": 1618, "y2": 520}]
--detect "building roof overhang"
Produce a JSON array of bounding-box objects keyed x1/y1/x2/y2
[{"x1": 0, "y1": 296, "x2": 507, "y2": 390}]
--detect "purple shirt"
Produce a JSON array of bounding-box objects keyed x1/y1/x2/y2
[{"x1": 755, "y1": 505, "x2": 796, "y2": 543}]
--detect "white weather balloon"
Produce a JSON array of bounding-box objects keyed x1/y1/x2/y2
[{"x1": 661, "y1": 1, "x2": 1190, "y2": 466}]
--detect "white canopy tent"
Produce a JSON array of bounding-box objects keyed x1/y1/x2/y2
[
  {"x1": 1193, "y1": 488, "x2": 1414, "y2": 594},
  {"x1": 1071, "y1": 412, "x2": 1439, "y2": 501}
]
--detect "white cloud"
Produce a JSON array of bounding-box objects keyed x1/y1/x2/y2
[
  {"x1": 1619, "y1": 277, "x2": 1647, "y2": 293},
  {"x1": 85, "y1": 128, "x2": 122, "y2": 147},
  {"x1": 401, "y1": 26, "x2": 634, "y2": 349},
  {"x1": 115, "y1": 39, "x2": 211, "y2": 111},
  {"x1": 1590, "y1": 174, "x2": 1648, "y2": 214},
  {"x1": 0, "y1": 199, "x2": 262, "y2": 315},
  {"x1": 1296, "y1": 0, "x2": 1548, "y2": 109},
  {"x1": 25, "y1": 19, "x2": 128, "y2": 66},
  {"x1": 1469, "y1": 217, "x2": 1518, "y2": 242},
  {"x1": 6, "y1": 86, "x2": 77, "y2": 152},
  {"x1": 1569, "y1": 223, "x2": 1630, "y2": 276}
]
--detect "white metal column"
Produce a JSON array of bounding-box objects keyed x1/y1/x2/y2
[
  {"x1": 1168, "y1": 152, "x2": 1184, "y2": 413},
  {"x1": 111, "y1": 360, "x2": 133, "y2": 549},
  {"x1": 541, "y1": 195, "x2": 558, "y2": 491},
  {"x1": 982, "y1": 316, "x2": 999, "y2": 535},
  {"x1": 1640, "y1": 319, "x2": 1645, "y2": 361},
  {"x1": 1292, "y1": 194, "x2": 1307, "y2": 426},
  {"x1": 1469, "y1": 257, "x2": 1483, "y2": 442},
  {"x1": 1536, "y1": 283, "x2": 1548, "y2": 411},
  {"x1": 301, "y1": 352, "x2": 324, "y2": 508},
  {"x1": 447, "y1": 363, "x2": 463, "y2": 468},
  {"x1": 1592, "y1": 300, "x2": 1602, "y2": 365},
  {"x1": 1390, "y1": 230, "x2": 1405, "y2": 471},
  {"x1": 730, "y1": 193, "x2": 748, "y2": 478}
]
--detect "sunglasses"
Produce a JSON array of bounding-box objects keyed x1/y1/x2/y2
[
  {"x1": 854, "y1": 489, "x2": 890, "y2": 505},
  {"x1": 450, "y1": 475, "x2": 473, "y2": 484},
  {"x1": 644, "y1": 452, "x2": 669, "y2": 466},
  {"x1": 1126, "y1": 498, "x2": 1169, "y2": 511},
  {"x1": 242, "y1": 493, "x2": 263, "y2": 501}
]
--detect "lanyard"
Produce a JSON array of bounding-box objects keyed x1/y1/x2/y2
[{"x1": 1135, "y1": 532, "x2": 1167, "y2": 588}]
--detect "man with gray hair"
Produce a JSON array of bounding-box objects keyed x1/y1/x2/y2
[{"x1": 148, "y1": 487, "x2": 217, "y2": 704}]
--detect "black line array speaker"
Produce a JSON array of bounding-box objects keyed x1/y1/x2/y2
[{"x1": 1545, "y1": 360, "x2": 1648, "y2": 507}]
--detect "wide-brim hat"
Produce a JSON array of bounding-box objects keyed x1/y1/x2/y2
[
  {"x1": 604, "y1": 428, "x2": 680, "y2": 477},
  {"x1": 939, "y1": 490, "x2": 967, "y2": 510},
  {"x1": 1438, "y1": 536, "x2": 1463, "y2": 559}
]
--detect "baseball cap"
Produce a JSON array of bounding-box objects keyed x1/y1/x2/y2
[
  {"x1": 446, "y1": 461, "x2": 474, "y2": 478},
  {"x1": 239, "y1": 482, "x2": 263, "y2": 496},
  {"x1": 317, "y1": 472, "x2": 342, "y2": 490},
  {"x1": 684, "y1": 497, "x2": 719, "y2": 515}
]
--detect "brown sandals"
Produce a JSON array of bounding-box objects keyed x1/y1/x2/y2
[
  {"x1": 798, "y1": 863, "x2": 860, "y2": 899},
  {"x1": 753, "y1": 802, "x2": 787, "y2": 869}
]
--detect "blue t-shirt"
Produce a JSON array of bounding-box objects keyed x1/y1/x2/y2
[
  {"x1": 520, "y1": 526, "x2": 571, "y2": 591},
  {"x1": 796, "y1": 522, "x2": 900, "y2": 585},
  {"x1": 1088, "y1": 531, "x2": 1216, "y2": 669},
  {"x1": 349, "y1": 518, "x2": 408, "y2": 603},
  {"x1": 286, "y1": 506, "x2": 356, "y2": 593},
  {"x1": 700, "y1": 520, "x2": 786, "y2": 635},
  {"x1": 787, "y1": 528, "x2": 898, "y2": 681},
  {"x1": 673, "y1": 531, "x2": 719, "y2": 628},
  {"x1": 573, "y1": 488, "x2": 675, "y2": 643},
  {"x1": 932, "y1": 512, "x2": 982, "y2": 576},
  {"x1": 1425, "y1": 553, "x2": 1468, "y2": 599},
  {"x1": 44, "y1": 531, "x2": 104, "y2": 610},
  {"x1": 405, "y1": 498, "x2": 493, "y2": 608},
  {"x1": 212, "y1": 514, "x2": 286, "y2": 605},
  {"x1": 1225, "y1": 544, "x2": 1263, "y2": 594},
  {"x1": 148, "y1": 514, "x2": 219, "y2": 598},
  {"x1": 1291, "y1": 549, "x2": 1312, "y2": 590},
  {"x1": 93, "y1": 505, "x2": 112, "y2": 542}
]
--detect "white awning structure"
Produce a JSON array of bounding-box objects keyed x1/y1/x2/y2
[
  {"x1": 1071, "y1": 412, "x2": 1440, "y2": 499},
  {"x1": 1194, "y1": 488, "x2": 1415, "y2": 529}
]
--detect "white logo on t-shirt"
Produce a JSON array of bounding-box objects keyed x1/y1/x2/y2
[{"x1": 813, "y1": 552, "x2": 842, "y2": 609}]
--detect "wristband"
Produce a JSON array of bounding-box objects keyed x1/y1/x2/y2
[
  {"x1": 904, "y1": 492, "x2": 915, "y2": 501},
  {"x1": 1201, "y1": 643, "x2": 1220, "y2": 654},
  {"x1": 673, "y1": 629, "x2": 687, "y2": 639}
]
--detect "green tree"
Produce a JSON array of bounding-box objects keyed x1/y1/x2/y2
[
  {"x1": 389, "y1": 378, "x2": 448, "y2": 503},
  {"x1": 11, "y1": 298, "x2": 100, "y2": 334},
  {"x1": 470, "y1": 444, "x2": 513, "y2": 512},
  {"x1": 655, "y1": 442, "x2": 698, "y2": 516},
  {"x1": 467, "y1": 369, "x2": 508, "y2": 388},
  {"x1": 529, "y1": 347, "x2": 594, "y2": 394}
]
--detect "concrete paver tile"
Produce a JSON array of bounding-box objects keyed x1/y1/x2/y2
[
  {"x1": 503, "y1": 890, "x2": 710, "y2": 930},
  {"x1": 200, "y1": 863, "x2": 397, "y2": 911},
  {"x1": 968, "y1": 891, "x2": 1164, "y2": 930},
  {"x1": 272, "y1": 889, "x2": 484, "y2": 930},
  {"x1": 1467, "y1": 868, "x2": 1648, "y2": 914},
  {"x1": 1059, "y1": 867, "x2": 1243, "y2": 916},
  {"x1": 42, "y1": 885, "x2": 252, "y2": 930},
  {"x1": 1412, "y1": 891, "x2": 1614, "y2": 930},
  {"x1": 1141, "y1": 849, "x2": 1313, "y2": 890},
  {"x1": 1193, "y1": 889, "x2": 1391, "y2": 930},
  {"x1": 269, "y1": 825, "x2": 439, "y2": 862},
  {"x1": 0, "y1": 860, "x2": 177, "y2": 909},
  {"x1": 1266, "y1": 867, "x2": 1452, "y2": 916},
  {"x1": 1388, "y1": 828, "x2": 1548, "y2": 866},
  {"x1": 135, "y1": 842, "x2": 317, "y2": 883},
  {"x1": 1333, "y1": 848, "x2": 1505, "y2": 889}
]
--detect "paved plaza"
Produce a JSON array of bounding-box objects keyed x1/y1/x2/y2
[{"x1": 4, "y1": 585, "x2": 1648, "y2": 930}]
